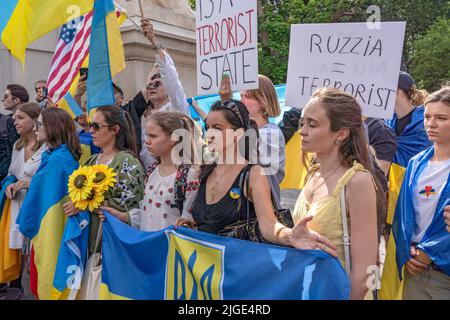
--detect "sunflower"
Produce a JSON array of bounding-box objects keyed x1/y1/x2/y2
[
  {"x1": 75, "y1": 188, "x2": 105, "y2": 212},
  {"x1": 68, "y1": 166, "x2": 95, "y2": 202},
  {"x1": 91, "y1": 164, "x2": 117, "y2": 192}
]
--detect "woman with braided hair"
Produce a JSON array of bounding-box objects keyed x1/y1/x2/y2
[{"x1": 292, "y1": 88, "x2": 386, "y2": 300}]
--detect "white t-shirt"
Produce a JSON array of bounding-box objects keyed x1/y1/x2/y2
[
  {"x1": 412, "y1": 157, "x2": 450, "y2": 242},
  {"x1": 129, "y1": 166, "x2": 198, "y2": 231}
]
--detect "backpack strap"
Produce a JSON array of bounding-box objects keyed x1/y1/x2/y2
[{"x1": 172, "y1": 163, "x2": 191, "y2": 215}]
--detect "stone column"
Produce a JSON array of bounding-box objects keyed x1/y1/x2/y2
[{"x1": 114, "y1": 0, "x2": 197, "y2": 100}]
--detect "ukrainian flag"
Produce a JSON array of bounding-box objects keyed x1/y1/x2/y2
[
  {"x1": 98, "y1": 212, "x2": 350, "y2": 300},
  {"x1": 280, "y1": 130, "x2": 308, "y2": 202},
  {"x1": 51, "y1": 212, "x2": 90, "y2": 300},
  {"x1": 0, "y1": 176, "x2": 20, "y2": 283},
  {"x1": 0, "y1": 0, "x2": 94, "y2": 66},
  {"x1": 87, "y1": 0, "x2": 125, "y2": 115},
  {"x1": 380, "y1": 106, "x2": 432, "y2": 299},
  {"x1": 16, "y1": 145, "x2": 79, "y2": 300}
]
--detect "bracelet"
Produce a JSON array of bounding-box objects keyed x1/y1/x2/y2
[{"x1": 275, "y1": 226, "x2": 288, "y2": 243}]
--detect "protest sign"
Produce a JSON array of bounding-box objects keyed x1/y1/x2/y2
[
  {"x1": 196, "y1": 0, "x2": 258, "y2": 95},
  {"x1": 285, "y1": 22, "x2": 406, "y2": 119}
]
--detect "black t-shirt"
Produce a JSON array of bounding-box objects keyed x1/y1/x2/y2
[
  {"x1": 121, "y1": 91, "x2": 152, "y2": 153},
  {"x1": 365, "y1": 117, "x2": 398, "y2": 163},
  {"x1": 395, "y1": 110, "x2": 414, "y2": 136},
  {"x1": 0, "y1": 114, "x2": 19, "y2": 182}
]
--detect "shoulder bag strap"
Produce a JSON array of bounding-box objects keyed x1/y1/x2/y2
[
  {"x1": 267, "y1": 175, "x2": 282, "y2": 211},
  {"x1": 340, "y1": 187, "x2": 351, "y2": 274}
]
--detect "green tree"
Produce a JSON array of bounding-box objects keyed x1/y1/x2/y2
[
  {"x1": 410, "y1": 18, "x2": 450, "y2": 92},
  {"x1": 187, "y1": 0, "x2": 448, "y2": 88}
]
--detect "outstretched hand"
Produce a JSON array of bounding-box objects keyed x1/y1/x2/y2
[{"x1": 290, "y1": 216, "x2": 338, "y2": 257}]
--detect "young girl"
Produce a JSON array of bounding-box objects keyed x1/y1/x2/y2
[
  {"x1": 104, "y1": 111, "x2": 200, "y2": 231},
  {"x1": 1, "y1": 103, "x2": 45, "y2": 299},
  {"x1": 392, "y1": 86, "x2": 450, "y2": 299},
  {"x1": 64, "y1": 106, "x2": 145, "y2": 256},
  {"x1": 16, "y1": 107, "x2": 82, "y2": 300},
  {"x1": 177, "y1": 99, "x2": 337, "y2": 257},
  {"x1": 293, "y1": 88, "x2": 385, "y2": 300}
]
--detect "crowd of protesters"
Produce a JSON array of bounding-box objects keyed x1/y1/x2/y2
[{"x1": 0, "y1": 17, "x2": 449, "y2": 301}]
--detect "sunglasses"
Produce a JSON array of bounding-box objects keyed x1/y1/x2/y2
[
  {"x1": 89, "y1": 122, "x2": 114, "y2": 131},
  {"x1": 33, "y1": 121, "x2": 44, "y2": 129},
  {"x1": 221, "y1": 100, "x2": 244, "y2": 127},
  {"x1": 146, "y1": 80, "x2": 162, "y2": 90}
]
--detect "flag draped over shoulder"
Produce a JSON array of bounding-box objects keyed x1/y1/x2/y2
[
  {"x1": 381, "y1": 147, "x2": 450, "y2": 299},
  {"x1": 380, "y1": 106, "x2": 432, "y2": 300},
  {"x1": 0, "y1": 176, "x2": 20, "y2": 283},
  {"x1": 87, "y1": 0, "x2": 125, "y2": 114},
  {"x1": 16, "y1": 145, "x2": 79, "y2": 300},
  {"x1": 52, "y1": 212, "x2": 90, "y2": 300},
  {"x1": 99, "y1": 212, "x2": 350, "y2": 300},
  {"x1": 0, "y1": 0, "x2": 94, "y2": 66},
  {"x1": 393, "y1": 147, "x2": 450, "y2": 276}
]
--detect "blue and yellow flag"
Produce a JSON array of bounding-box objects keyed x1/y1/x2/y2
[
  {"x1": 0, "y1": 176, "x2": 20, "y2": 283},
  {"x1": 51, "y1": 211, "x2": 90, "y2": 300},
  {"x1": 98, "y1": 212, "x2": 350, "y2": 300},
  {"x1": 16, "y1": 144, "x2": 79, "y2": 300},
  {"x1": 0, "y1": 0, "x2": 93, "y2": 66},
  {"x1": 381, "y1": 146, "x2": 450, "y2": 299},
  {"x1": 87, "y1": 0, "x2": 125, "y2": 115}
]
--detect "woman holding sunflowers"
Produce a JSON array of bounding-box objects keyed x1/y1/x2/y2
[{"x1": 63, "y1": 106, "x2": 145, "y2": 256}]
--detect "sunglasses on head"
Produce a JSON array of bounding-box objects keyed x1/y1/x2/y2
[
  {"x1": 221, "y1": 100, "x2": 244, "y2": 127},
  {"x1": 89, "y1": 122, "x2": 114, "y2": 131}
]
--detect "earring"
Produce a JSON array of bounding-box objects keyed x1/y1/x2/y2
[{"x1": 335, "y1": 139, "x2": 340, "y2": 145}]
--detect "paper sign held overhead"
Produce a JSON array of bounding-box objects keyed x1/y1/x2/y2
[
  {"x1": 285, "y1": 22, "x2": 406, "y2": 119},
  {"x1": 196, "y1": 0, "x2": 259, "y2": 96}
]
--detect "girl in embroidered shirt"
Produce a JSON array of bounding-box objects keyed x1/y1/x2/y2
[{"x1": 103, "y1": 111, "x2": 200, "y2": 231}]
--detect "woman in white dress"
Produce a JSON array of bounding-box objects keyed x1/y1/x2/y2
[{"x1": 3, "y1": 103, "x2": 45, "y2": 299}]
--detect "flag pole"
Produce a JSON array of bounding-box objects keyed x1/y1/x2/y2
[
  {"x1": 138, "y1": 0, "x2": 144, "y2": 17},
  {"x1": 126, "y1": 12, "x2": 142, "y2": 31}
]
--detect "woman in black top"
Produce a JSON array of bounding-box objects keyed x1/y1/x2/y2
[{"x1": 177, "y1": 100, "x2": 337, "y2": 256}]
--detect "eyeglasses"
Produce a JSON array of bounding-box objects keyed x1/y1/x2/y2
[
  {"x1": 33, "y1": 121, "x2": 44, "y2": 129},
  {"x1": 146, "y1": 80, "x2": 162, "y2": 90},
  {"x1": 221, "y1": 100, "x2": 244, "y2": 127},
  {"x1": 89, "y1": 122, "x2": 114, "y2": 131}
]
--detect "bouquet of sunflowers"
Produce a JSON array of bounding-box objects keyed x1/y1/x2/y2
[{"x1": 68, "y1": 164, "x2": 117, "y2": 211}]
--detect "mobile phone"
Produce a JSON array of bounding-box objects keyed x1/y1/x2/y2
[
  {"x1": 42, "y1": 87, "x2": 48, "y2": 99},
  {"x1": 79, "y1": 68, "x2": 88, "y2": 80}
]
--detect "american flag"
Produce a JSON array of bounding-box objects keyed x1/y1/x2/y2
[{"x1": 47, "y1": 11, "x2": 93, "y2": 103}]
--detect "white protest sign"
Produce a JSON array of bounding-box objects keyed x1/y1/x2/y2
[
  {"x1": 196, "y1": 0, "x2": 258, "y2": 96},
  {"x1": 285, "y1": 22, "x2": 406, "y2": 119}
]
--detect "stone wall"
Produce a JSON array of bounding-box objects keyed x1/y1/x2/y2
[{"x1": 0, "y1": 0, "x2": 197, "y2": 114}]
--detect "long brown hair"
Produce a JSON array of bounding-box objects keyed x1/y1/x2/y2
[
  {"x1": 302, "y1": 88, "x2": 386, "y2": 235},
  {"x1": 95, "y1": 106, "x2": 138, "y2": 158},
  {"x1": 41, "y1": 107, "x2": 82, "y2": 160},
  {"x1": 15, "y1": 103, "x2": 43, "y2": 151}
]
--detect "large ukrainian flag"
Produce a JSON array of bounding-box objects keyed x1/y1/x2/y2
[
  {"x1": 0, "y1": 176, "x2": 20, "y2": 283},
  {"x1": 380, "y1": 106, "x2": 432, "y2": 300},
  {"x1": 16, "y1": 145, "x2": 79, "y2": 300},
  {"x1": 87, "y1": 0, "x2": 125, "y2": 115},
  {"x1": 97, "y1": 212, "x2": 350, "y2": 300},
  {"x1": 0, "y1": 0, "x2": 94, "y2": 66}
]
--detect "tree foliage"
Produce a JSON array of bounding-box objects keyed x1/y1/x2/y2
[
  {"x1": 410, "y1": 18, "x2": 450, "y2": 92},
  {"x1": 187, "y1": 0, "x2": 449, "y2": 89}
]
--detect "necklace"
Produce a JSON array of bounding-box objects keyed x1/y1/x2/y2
[
  {"x1": 309, "y1": 164, "x2": 342, "y2": 202},
  {"x1": 209, "y1": 165, "x2": 236, "y2": 202}
]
